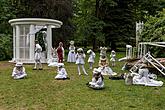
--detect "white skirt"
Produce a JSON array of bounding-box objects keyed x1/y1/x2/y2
[{"x1": 67, "y1": 51, "x2": 76, "y2": 62}]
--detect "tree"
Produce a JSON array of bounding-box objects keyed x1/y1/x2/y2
[{"x1": 140, "y1": 9, "x2": 165, "y2": 57}]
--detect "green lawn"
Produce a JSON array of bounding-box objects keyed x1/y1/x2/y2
[{"x1": 0, "y1": 52, "x2": 165, "y2": 110}]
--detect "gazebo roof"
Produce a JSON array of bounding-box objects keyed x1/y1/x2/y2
[{"x1": 9, "y1": 18, "x2": 63, "y2": 28}]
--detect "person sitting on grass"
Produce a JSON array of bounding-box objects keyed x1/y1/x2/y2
[
  {"x1": 55, "y1": 63, "x2": 70, "y2": 80},
  {"x1": 12, "y1": 62, "x2": 27, "y2": 79},
  {"x1": 132, "y1": 63, "x2": 163, "y2": 87},
  {"x1": 98, "y1": 55, "x2": 114, "y2": 76},
  {"x1": 86, "y1": 68, "x2": 104, "y2": 89}
]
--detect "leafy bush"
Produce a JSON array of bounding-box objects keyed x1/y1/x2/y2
[{"x1": 0, "y1": 34, "x2": 12, "y2": 60}]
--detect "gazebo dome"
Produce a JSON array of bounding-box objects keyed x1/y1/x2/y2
[{"x1": 9, "y1": 18, "x2": 63, "y2": 63}]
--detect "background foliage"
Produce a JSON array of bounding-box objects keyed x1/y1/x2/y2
[{"x1": 0, "y1": 0, "x2": 165, "y2": 60}]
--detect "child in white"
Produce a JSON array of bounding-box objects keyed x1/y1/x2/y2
[
  {"x1": 110, "y1": 50, "x2": 116, "y2": 67},
  {"x1": 67, "y1": 41, "x2": 76, "y2": 62},
  {"x1": 75, "y1": 48, "x2": 88, "y2": 75},
  {"x1": 48, "y1": 47, "x2": 58, "y2": 67},
  {"x1": 100, "y1": 47, "x2": 107, "y2": 58},
  {"x1": 55, "y1": 63, "x2": 69, "y2": 80},
  {"x1": 88, "y1": 68, "x2": 104, "y2": 89},
  {"x1": 34, "y1": 40, "x2": 43, "y2": 70},
  {"x1": 98, "y1": 56, "x2": 113, "y2": 76},
  {"x1": 12, "y1": 62, "x2": 27, "y2": 79},
  {"x1": 87, "y1": 49, "x2": 96, "y2": 69}
]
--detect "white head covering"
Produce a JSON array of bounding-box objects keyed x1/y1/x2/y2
[
  {"x1": 70, "y1": 41, "x2": 74, "y2": 45},
  {"x1": 77, "y1": 48, "x2": 83, "y2": 52},
  {"x1": 57, "y1": 63, "x2": 64, "y2": 67},
  {"x1": 15, "y1": 62, "x2": 23, "y2": 67},
  {"x1": 87, "y1": 49, "x2": 92, "y2": 54},
  {"x1": 93, "y1": 68, "x2": 101, "y2": 74}
]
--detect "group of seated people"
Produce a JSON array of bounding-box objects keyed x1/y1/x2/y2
[
  {"x1": 11, "y1": 53, "x2": 163, "y2": 90},
  {"x1": 125, "y1": 62, "x2": 163, "y2": 87}
]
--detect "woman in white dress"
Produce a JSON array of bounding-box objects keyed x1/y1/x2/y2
[
  {"x1": 48, "y1": 47, "x2": 58, "y2": 67},
  {"x1": 12, "y1": 62, "x2": 27, "y2": 79},
  {"x1": 133, "y1": 64, "x2": 163, "y2": 86},
  {"x1": 67, "y1": 41, "x2": 76, "y2": 62},
  {"x1": 98, "y1": 56, "x2": 114, "y2": 76},
  {"x1": 87, "y1": 68, "x2": 104, "y2": 89},
  {"x1": 55, "y1": 63, "x2": 70, "y2": 80},
  {"x1": 75, "y1": 48, "x2": 88, "y2": 75},
  {"x1": 110, "y1": 50, "x2": 116, "y2": 67},
  {"x1": 33, "y1": 40, "x2": 43, "y2": 70},
  {"x1": 87, "y1": 49, "x2": 96, "y2": 69}
]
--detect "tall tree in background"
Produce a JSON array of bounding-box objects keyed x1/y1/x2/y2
[{"x1": 10, "y1": 0, "x2": 74, "y2": 47}]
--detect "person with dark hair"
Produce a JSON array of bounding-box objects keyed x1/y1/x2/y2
[
  {"x1": 87, "y1": 68, "x2": 104, "y2": 89},
  {"x1": 56, "y1": 42, "x2": 64, "y2": 63}
]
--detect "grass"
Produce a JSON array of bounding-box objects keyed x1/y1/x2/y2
[{"x1": 0, "y1": 52, "x2": 165, "y2": 110}]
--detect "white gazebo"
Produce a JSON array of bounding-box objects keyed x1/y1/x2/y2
[{"x1": 9, "y1": 18, "x2": 63, "y2": 63}]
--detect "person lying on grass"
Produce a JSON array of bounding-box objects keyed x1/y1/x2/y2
[
  {"x1": 12, "y1": 62, "x2": 27, "y2": 79},
  {"x1": 86, "y1": 68, "x2": 104, "y2": 89},
  {"x1": 55, "y1": 63, "x2": 70, "y2": 80}
]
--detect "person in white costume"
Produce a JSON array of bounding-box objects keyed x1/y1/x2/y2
[
  {"x1": 67, "y1": 41, "x2": 76, "y2": 62},
  {"x1": 110, "y1": 50, "x2": 116, "y2": 67},
  {"x1": 133, "y1": 64, "x2": 163, "y2": 86},
  {"x1": 12, "y1": 62, "x2": 27, "y2": 79},
  {"x1": 55, "y1": 63, "x2": 70, "y2": 80},
  {"x1": 98, "y1": 56, "x2": 114, "y2": 76},
  {"x1": 87, "y1": 68, "x2": 104, "y2": 89},
  {"x1": 33, "y1": 40, "x2": 43, "y2": 70},
  {"x1": 87, "y1": 49, "x2": 96, "y2": 69},
  {"x1": 75, "y1": 48, "x2": 88, "y2": 75},
  {"x1": 100, "y1": 47, "x2": 107, "y2": 58},
  {"x1": 48, "y1": 47, "x2": 58, "y2": 67}
]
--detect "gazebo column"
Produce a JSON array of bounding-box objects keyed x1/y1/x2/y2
[
  {"x1": 46, "y1": 25, "x2": 52, "y2": 60},
  {"x1": 15, "y1": 25, "x2": 20, "y2": 61},
  {"x1": 13, "y1": 26, "x2": 16, "y2": 61},
  {"x1": 29, "y1": 25, "x2": 35, "y2": 62}
]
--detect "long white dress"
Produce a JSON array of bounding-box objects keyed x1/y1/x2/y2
[
  {"x1": 89, "y1": 77, "x2": 104, "y2": 89},
  {"x1": 12, "y1": 67, "x2": 27, "y2": 79},
  {"x1": 75, "y1": 53, "x2": 86, "y2": 65},
  {"x1": 67, "y1": 46, "x2": 76, "y2": 62},
  {"x1": 88, "y1": 52, "x2": 96, "y2": 63},
  {"x1": 55, "y1": 68, "x2": 68, "y2": 79},
  {"x1": 34, "y1": 44, "x2": 42, "y2": 62},
  {"x1": 133, "y1": 68, "x2": 163, "y2": 86}
]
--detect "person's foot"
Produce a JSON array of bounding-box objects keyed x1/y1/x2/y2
[
  {"x1": 33, "y1": 68, "x2": 37, "y2": 70},
  {"x1": 78, "y1": 73, "x2": 81, "y2": 75},
  {"x1": 39, "y1": 68, "x2": 43, "y2": 70},
  {"x1": 85, "y1": 73, "x2": 88, "y2": 75}
]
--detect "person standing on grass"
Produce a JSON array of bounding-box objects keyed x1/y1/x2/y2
[
  {"x1": 56, "y1": 42, "x2": 64, "y2": 63},
  {"x1": 110, "y1": 50, "x2": 116, "y2": 67},
  {"x1": 55, "y1": 63, "x2": 70, "y2": 80},
  {"x1": 33, "y1": 40, "x2": 43, "y2": 70},
  {"x1": 67, "y1": 40, "x2": 76, "y2": 63},
  {"x1": 75, "y1": 48, "x2": 88, "y2": 75},
  {"x1": 87, "y1": 49, "x2": 96, "y2": 69},
  {"x1": 12, "y1": 62, "x2": 27, "y2": 79}
]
